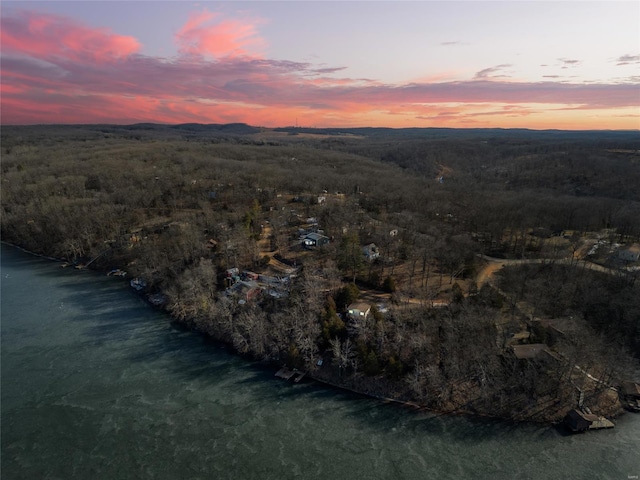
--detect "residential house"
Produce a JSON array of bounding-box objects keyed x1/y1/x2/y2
[
  {"x1": 362, "y1": 243, "x2": 380, "y2": 261},
  {"x1": 240, "y1": 281, "x2": 262, "y2": 302},
  {"x1": 347, "y1": 302, "x2": 371, "y2": 320},
  {"x1": 225, "y1": 267, "x2": 241, "y2": 287},
  {"x1": 302, "y1": 232, "x2": 330, "y2": 248},
  {"x1": 242, "y1": 271, "x2": 259, "y2": 281},
  {"x1": 226, "y1": 280, "x2": 262, "y2": 303}
]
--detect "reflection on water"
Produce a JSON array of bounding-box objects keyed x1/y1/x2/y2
[{"x1": 2, "y1": 244, "x2": 639, "y2": 479}]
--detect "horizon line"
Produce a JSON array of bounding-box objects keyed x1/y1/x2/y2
[{"x1": 3, "y1": 122, "x2": 639, "y2": 133}]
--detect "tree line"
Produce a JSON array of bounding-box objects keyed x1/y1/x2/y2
[{"x1": 2, "y1": 124, "x2": 638, "y2": 422}]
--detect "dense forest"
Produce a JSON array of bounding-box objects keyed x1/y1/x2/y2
[{"x1": 2, "y1": 124, "x2": 639, "y2": 422}]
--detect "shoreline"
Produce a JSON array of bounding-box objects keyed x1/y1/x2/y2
[
  {"x1": 1, "y1": 241, "x2": 628, "y2": 428},
  {"x1": 1, "y1": 241, "x2": 70, "y2": 264}
]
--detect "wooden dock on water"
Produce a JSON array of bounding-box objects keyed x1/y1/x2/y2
[
  {"x1": 589, "y1": 417, "x2": 615, "y2": 430},
  {"x1": 583, "y1": 406, "x2": 615, "y2": 430},
  {"x1": 275, "y1": 367, "x2": 306, "y2": 383},
  {"x1": 564, "y1": 408, "x2": 615, "y2": 432}
]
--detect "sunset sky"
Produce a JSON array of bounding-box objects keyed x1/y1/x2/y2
[{"x1": 2, "y1": 1, "x2": 639, "y2": 129}]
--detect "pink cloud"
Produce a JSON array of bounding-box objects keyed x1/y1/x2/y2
[
  {"x1": 1, "y1": 11, "x2": 140, "y2": 63},
  {"x1": 1, "y1": 10, "x2": 639, "y2": 129},
  {"x1": 175, "y1": 10, "x2": 265, "y2": 58}
]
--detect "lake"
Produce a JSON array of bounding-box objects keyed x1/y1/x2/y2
[{"x1": 1, "y1": 244, "x2": 638, "y2": 479}]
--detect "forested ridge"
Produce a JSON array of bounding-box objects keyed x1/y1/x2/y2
[{"x1": 2, "y1": 124, "x2": 639, "y2": 422}]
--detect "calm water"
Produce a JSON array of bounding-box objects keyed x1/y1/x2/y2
[{"x1": 1, "y1": 244, "x2": 639, "y2": 480}]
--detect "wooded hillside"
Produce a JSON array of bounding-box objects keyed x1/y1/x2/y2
[{"x1": 2, "y1": 124, "x2": 639, "y2": 422}]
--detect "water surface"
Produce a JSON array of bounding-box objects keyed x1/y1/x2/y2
[{"x1": 2, "y1": 245, "x2": 639, "y2": 479}]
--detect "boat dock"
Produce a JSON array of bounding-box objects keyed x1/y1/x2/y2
[
  {"x1": 564, "y1": 408, "x2": 615, "y2": 432},
  {"x1": 275, "y1": 367, "x2": 306, "y2": 383},
  {"x1": 589, "y1": 417, "x2": 615, "y2": 430}
]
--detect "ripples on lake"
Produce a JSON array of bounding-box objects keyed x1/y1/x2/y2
[{"x1": 1, "y1": 245, "x2": 638, "y2": 479}]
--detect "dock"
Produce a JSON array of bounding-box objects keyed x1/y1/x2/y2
[
  {"x1": 564, "y1": 408, "x2": 615, "y2": 432},
  {"x1": 275, "y1": 367, "x2": 306, "y2": 383},
  {"x1": 589, "y1": 417, "x2": 615, "y2": 430},
  {"x1": 583, "y1": 406, "x2": 615, "y2": 430},
  {"x1": 275, "y1": 367, "x2": 296, "y2": 380}
]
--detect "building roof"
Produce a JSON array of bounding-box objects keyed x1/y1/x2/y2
[
  {"x1": 620, "y1": 243, "x2": 640, "y2": 253},
  {"x1": 512, "y1": 344, "x2": 551, "y2": 360},
  {"x1": 621, "y1": 381, "x2": 640, "y2": 397},
  {"x1": 305, "y1": 232, "x2": 329, "y2": 242},
  {"x1": 231, "y1": 280, "x2": 260, "y2": 295},
  {"x1": 566, "y1": 409, "x2": 598, "y2": 423},
  {"x1": 533, "y1": 317, "x2": 579, "y2": 335},
  {"x1": 347, "y1": 302, "x2": 371, "y2": 312}
]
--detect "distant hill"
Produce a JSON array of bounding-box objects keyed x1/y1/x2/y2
[
  {"x1": 4, "y1": 122, "x2": 638, "y2": 141},
  {"x1": 169, "y1": 123, "x2": 262, "y2": 135},
  {"x1": 273, "y1": 125, "x2": 640, "y2": 141}
]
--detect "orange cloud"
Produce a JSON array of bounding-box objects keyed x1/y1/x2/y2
[
  {"x1": 175, "y1": 10, "x2": 265, "y2": 58},
  {"x1": 1, "y1": 10, "x2": 638, "y2": 130},
  {"x1": 1, "y1": 11, "x2": 140, "y2": 63}
]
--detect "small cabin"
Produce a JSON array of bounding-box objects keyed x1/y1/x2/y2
[{"x1": 347, "y1": 302, "x2": 371, "y2": 320}]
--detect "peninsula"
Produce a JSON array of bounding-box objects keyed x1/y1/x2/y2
[{"x1": 2, "y1": 124, "x2": 639, "y2": 424}]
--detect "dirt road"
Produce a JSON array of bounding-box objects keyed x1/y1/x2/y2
[{"x1": 474, "y1": 254, "x2": 623, "y2": 289}]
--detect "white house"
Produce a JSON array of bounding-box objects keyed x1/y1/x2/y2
[{"x1": 347, "y1": 302, "x2": 371, "y2": 320}]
